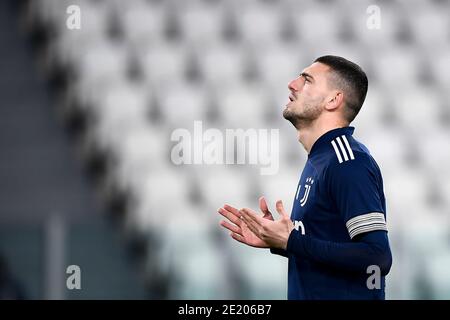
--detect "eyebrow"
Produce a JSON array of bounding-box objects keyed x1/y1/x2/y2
[{"x1": 299, "y1": 72, "x2": 314, "y2": 81}]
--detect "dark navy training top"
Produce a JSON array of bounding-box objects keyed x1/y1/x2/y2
[{"x1": 272, "y1": 126, "x2": 391, "y2": 300}]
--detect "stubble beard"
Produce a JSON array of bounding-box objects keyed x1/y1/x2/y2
[{"x1": 283, "y1": 101, "x2": 323, "y2": 130}]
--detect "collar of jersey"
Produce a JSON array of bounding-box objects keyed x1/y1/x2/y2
[{"x1": 308, "y1": 126, "x2": 355, "y2": 158}]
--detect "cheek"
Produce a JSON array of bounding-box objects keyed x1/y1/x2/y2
[
  {"x1": 298, "y1": 89, "x2": 313, "y2": 102},
  {"x1": 303, "y1": 87, "x2": 324, "y2": 102},
  {"x1": 300, "y1": 84, "x2": 314, "y2": 96}
]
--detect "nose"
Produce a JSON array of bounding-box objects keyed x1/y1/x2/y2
[{"x1": 288, "y1": 77, "x2": 302, "y2": 92}]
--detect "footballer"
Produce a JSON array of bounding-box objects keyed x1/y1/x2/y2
[{"x1": 218, "y1": 55, "x2": 392, "y2": 300}]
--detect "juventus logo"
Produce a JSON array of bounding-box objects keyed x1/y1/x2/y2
[{"x1": 296, "y1": 177, "x2": 314, "y2": 207}]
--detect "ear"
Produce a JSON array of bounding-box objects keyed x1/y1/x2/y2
[{"x1": 325, "y1": 91, "x2": 344, "y2": 111}]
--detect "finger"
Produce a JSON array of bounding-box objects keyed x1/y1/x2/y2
[
  {"x1": 242, "y1": 221, "x2": 259, "y2": 239},
  {"x1": 240, "y1": 212, "x2": 262, "y2": 237},
  {"x1": 241, "y1": 207, "x2": 264, "y2": 225},
  {"x1": 220, "y1": 220, "x2": 243, "y2": 236},
  {"x1": 240, "y1": 210, "x2": 261, "y2": 236},
  {"x1": 259, "y1": 196, "x2": 274, "y2": 221},
  {"x1": 276, "y1": 200, "x2": 289, "y2": 218},
  {"x1": 230, "y1": 232, "x2": 246, "y2": 245},
  {"x1": 259, "y1": 196, "x2": 270, "y2": 215},
  {"x1": 218, "y1": 207, "x2": 242, "y2": 226},
  {"x1": 223, "y1": 204, "x2": 241, "y2": 218}
]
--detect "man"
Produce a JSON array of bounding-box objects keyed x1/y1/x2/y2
[{"x1": 218, "y1": 55, "x2": 392, "y2": 300}]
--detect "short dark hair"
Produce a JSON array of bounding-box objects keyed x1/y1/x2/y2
[{"x1": 314, "y1": 55, "x2": 368, "y2": 123}]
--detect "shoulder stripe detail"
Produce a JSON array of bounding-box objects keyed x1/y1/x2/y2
[
  {"x1": 336, "y1": 137, "x2": 349, "y2": 161},
  {"x1": 331, "y1": 135, "x2": 355, "y2": 163},
  {"x1": 346, "y1": 212, "x2": 387, "y2": 239},
  {"x1": 341, "y1": 135, "x2": 355, "y2": 160},
  {"x1": 331, "y1": 136, "x2": 355, "y2": 164},
  {"x1": 331, "y1": 140, "x2": 343, "y2": 163}
]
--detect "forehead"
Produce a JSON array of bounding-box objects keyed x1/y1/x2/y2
[{"x1": 302, "y1": 62, "x2": 330, "y2": 81}]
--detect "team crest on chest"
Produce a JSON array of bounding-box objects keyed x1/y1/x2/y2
[{"x1": 296, "y1": 177, "x2": 314, "y2": 207}]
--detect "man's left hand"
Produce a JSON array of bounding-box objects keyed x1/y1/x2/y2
[{"x1": 239, "y1": 200, "x2": 295, "y2": 250}]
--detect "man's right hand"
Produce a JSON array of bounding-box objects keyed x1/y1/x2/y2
[{"x1": 218, "y1": 196, "x2": 274, "y2": 248}]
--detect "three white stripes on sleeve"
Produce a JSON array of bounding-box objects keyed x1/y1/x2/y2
[{"x1": 331, "y1": 135, "x2": 355, "y2": 163}]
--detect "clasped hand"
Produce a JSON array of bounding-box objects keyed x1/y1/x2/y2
[{"x1": 218, "y1": 196, "x2": 295, "y2": 250}]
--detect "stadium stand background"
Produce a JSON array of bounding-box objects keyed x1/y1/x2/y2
[{"x1": 1, "y1": 0, "x2": 450, "y2": 299}]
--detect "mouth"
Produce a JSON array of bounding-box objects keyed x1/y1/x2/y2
[
  {"x1": 286, "y1": 93, "x2": 296, "y2": 106},
  {"x1": 289, "y1": 93, "x2": 296, "y2": 102}
]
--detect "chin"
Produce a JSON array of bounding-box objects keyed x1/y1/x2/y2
[{"x1": 283, "y1": 108, "x2": 295, "y2": 122}]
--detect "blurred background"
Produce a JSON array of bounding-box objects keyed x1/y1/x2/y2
[{"x1": 1, "y1": 0, "x2": 450, "y2": 299}]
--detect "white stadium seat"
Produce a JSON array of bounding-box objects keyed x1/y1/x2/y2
[
  {"x1": 198, "y1": 42, "x2": 247, "y2": 87},
  {"x1": 139, "y1": 42, "x2": 188, "y2": 87},
  {"x1": 292, "y1": 2, "x2": 345, "y2": 45},
  {"x1": 177, "y1": 1, "x2": 226, "y2": 46},
  {"x1": 160, "y1": 213, "x2": 230, "y2": 299},
  {"x1": 198, "y1": 167, "x2": 253, "y2": 211},
  {"x1": 230, "y1": 243, "x2": 288, "y2": 299},
  {"x1": 157, "y1": 80, "x2": 209, "y2": 126},
  {"x1": 236, "y1": 3, "x2": 284, "y2": 49},
  {"x1": 371, "y1": 45, "x2": 423, "y2": 91},
  {"x1": 120, "y1": 0, "x2": 167, "y2": 47},
  {"x1": 217, "y1": 81, "x2": 271, "y2": 127},
  {"x1": 392, "y1": 85, "x2": 443, "y2": 132}
]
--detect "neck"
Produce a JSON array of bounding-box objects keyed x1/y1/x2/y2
[{"x1": 297, "y1": 117, "x2": 348, "y2": 154}]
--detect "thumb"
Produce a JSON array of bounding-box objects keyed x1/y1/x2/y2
[
  {"x1": 259, "y1": 196, "x2": 274, "y2": 220},
  {"x1": 259, "y1": 196, "x2": 270, "y2": 214},
  {"x1": 276, "y1": 200, "x2": 288, "y2": 218}
]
